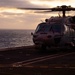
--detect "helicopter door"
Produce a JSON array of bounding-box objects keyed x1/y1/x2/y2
[{"x1": 50, "y1": 23, "x2": 63, "y2": 44}]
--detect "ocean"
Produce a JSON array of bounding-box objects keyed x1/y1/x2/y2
[{"x1": 0, "y1": 29, "x2": 34, "y2": 49}]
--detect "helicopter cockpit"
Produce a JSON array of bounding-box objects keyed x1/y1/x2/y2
[
  {"x1": 35, "y1": 19, "x2": 65, "y2": 34},
  {"x1": 35, "y1": 23, "x2": 50, "y2": 33}
]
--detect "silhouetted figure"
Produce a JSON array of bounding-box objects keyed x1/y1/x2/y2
[{"x1": 45, "y1": 19, "x2": 48, "y2": 23}]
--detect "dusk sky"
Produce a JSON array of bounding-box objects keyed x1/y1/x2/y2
[{"x1": 0, "y1": 0, "x2": 75, "y2": 29}]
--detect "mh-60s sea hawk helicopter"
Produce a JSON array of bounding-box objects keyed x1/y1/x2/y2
[{"x1": 20, "y1": 5, "x2": 75, "y2": 50}]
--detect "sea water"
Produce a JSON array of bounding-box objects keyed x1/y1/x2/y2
[{"x1": 0, "y1": 29, "x2": 34, "y2": 49}]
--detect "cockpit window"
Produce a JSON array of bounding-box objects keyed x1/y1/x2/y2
[
  {"x1": 35, "y1": 23, "x2": 51, "y2": 33},
  {"x1": 35, "y1": 23, "x2": 64, "y2": 33},
  {"x1": 35, "y1": 25, "x2": 50, "y2": 32},
  {"x1": 50, "y1": 24, "x2": 62, "y2": 33}
]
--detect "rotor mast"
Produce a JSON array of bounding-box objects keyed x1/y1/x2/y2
[
  {"x1": 63, "y1": 10, "x2": 65, "y2": 17},
  {"x1": 61, "y1": 5, "x2": 67, "y2": 17}
]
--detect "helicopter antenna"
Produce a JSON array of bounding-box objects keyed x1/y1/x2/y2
[
  {"x1": 67, "y1": 11, "x2": 69, "y2": 16},
  {"x1": 58, "y1": 11, "x2": 61, "y2": 17},
  {"x1": 41, "y1": 20, "x2": 43, "y2": 22}
]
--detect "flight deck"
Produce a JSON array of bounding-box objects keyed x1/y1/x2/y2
[{"x1": 0, "y1": 45, "x2": 75, "y2": 75}]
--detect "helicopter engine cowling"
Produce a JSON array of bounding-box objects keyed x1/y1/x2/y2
[{"x1": 68, "y1": 16, "x2": 75, "y2": 30}]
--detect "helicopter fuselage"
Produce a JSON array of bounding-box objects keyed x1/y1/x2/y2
[{"x1": 32, "y1": 16, "x2": 75, "y2": 49}]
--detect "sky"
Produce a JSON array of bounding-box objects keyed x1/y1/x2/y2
[{"x1": 0, "y1": 0, "x2": 75, "y2": 29}]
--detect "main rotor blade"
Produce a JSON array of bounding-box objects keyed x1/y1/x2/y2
[
  {"x1": 18, "y1": 8, "x2": 52, "y2": 10},
  {"x1": 34, "y1": 10, "x2": 52, "y2": 13},
  {"x1": 18, "y1": 5, "x2": 75, "y2": 11},
  {"x1": 18, "y1": 7, "x2": 75, "y2": 11}
]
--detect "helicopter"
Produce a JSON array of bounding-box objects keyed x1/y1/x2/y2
[{"x1": 19, "y1": 5, "x2": 75, "y2": 50}]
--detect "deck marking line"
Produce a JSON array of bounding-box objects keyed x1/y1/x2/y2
[
  {"x1": 11, "y1": 52, "x2": 75, "y2": 67},
  {"x1": 22, "y1": 52, "x2": 75, "y2": 66}
]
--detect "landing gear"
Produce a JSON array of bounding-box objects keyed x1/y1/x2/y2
[{"x1": 34, "y1": 44, "x2": 47, "y2": 51}]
